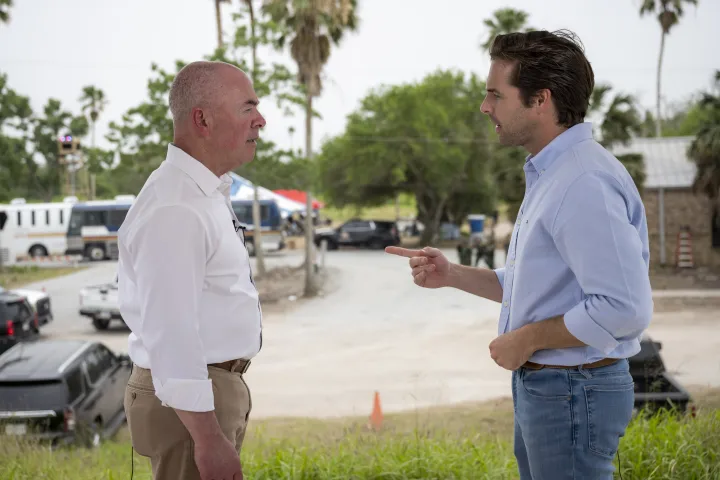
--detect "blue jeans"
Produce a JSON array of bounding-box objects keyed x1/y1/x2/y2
[{"x1": 511, "y1": 358, "x2": 635, "y2": 479}]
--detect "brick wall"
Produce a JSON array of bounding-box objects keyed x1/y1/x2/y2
[{"x1": 644, "y1": 188, "x2": 720, "y2": 269}]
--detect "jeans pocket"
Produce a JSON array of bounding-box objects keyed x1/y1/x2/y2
[
  {"x1": 584, "y1": 383, "x2": 635, "y2": 458},
  {"x1": 520, "y1": 368, "x2": 571, "y2": 400}
]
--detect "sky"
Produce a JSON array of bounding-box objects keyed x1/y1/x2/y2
[{"x1": 1, "y1": 0, "x2": 718, "y2": 157}]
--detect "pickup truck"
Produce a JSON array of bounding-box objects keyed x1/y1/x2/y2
[{"x1": 78, "y1": 278, "x2": 123, "y2": 330}]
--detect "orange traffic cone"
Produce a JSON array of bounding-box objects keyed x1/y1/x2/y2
[{"x1": 369, "y1": 391, "x2": 383, "y2": 431}]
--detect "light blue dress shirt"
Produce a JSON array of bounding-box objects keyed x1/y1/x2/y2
[{"x1": 494, "y1": 122, "x2": 653, "y2": 366}]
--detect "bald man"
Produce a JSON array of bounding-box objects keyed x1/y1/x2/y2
[{"x1": 119, "y1": 61, "x2": 266, "y2": 480}]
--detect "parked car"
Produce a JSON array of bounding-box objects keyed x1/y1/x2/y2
[
  {"x1": 0, "y1": 285, "x2": 53, "y2": 328},
  {"x1": 314, "y1": 219, "x2": 401, "y2": 250},
  {"x1": 0, "y1": 339, "x2": 131, "y2": 447},
  {"x1": 78, "y1": 278, "x2": 123, "y2": 330},
  {"x1": 0, "y1": 291, "x2": 40, "y2": 355}
]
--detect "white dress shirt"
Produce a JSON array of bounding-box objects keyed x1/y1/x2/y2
[{"x1": 117, "y1": 143, "x2": 262, "y2": 412}]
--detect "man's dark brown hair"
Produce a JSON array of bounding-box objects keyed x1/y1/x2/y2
[{"x1": 490, "y1": 29, "x2": 594, "y2": 128}]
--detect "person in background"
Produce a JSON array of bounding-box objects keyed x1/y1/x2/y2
[
  {"x1": 118, "y1": 60, "x2": 266, "y2": 480},
  {"x1": 387, "y1": 30, "x2": 652, "y2": 479}
]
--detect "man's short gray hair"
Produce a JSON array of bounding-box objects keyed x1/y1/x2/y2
[{"x1": 169, "y1": 61, "x2": 245, "y2": 125}]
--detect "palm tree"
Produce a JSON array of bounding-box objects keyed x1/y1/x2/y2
[
  {"x1": 79, "y1": 86, "x2": 108, "y2": 149},
  {"x1": 263, "y1": 0, "x2": 358, "y2": 296},
  {"x1": 639, "y1": 0, "x2": 698, "y2": 137},
  {"x1": 480, "y1": 8, "x2": 532, "y2": 51},
  {"x1": 0, "y1": 0, "x2": 12, "y2": 24},
  {"x1": 241, "y1": 0, "x2": 267, "y2": 278},
  {"x1": 80, "y1": 86, "x2": 108, "y2": 199},
  {"x1": 589, "y1": 83, "x2": 646, "y2": 190},
  {"x1": 215, "y1": 0, "x2": 231, "y2": 48},
  {"x1": 688, "y1": 70, "x2": 720, "y2": 211}
]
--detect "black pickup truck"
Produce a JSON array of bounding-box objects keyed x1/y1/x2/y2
[{"x1": 0, "y1": 339, "x2": 131, "y2": 447}]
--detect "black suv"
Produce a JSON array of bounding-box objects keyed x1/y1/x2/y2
[
  {"x1": 314, "y1": 219, "x2": 401, "y2": 250},
  {"x1": 0, "y1": 292, "x2": 40, "y2": 355},
  {"x1": 0, "y1": 339, "x2": 131, "y2": 447}
]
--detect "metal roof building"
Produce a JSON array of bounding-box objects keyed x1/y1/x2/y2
[{"x1": 610, "y1": 136, "x2": 696, "y2": 189}]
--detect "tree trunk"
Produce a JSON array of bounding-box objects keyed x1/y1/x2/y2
[
  {"x1": 303, "y1": 91, "x2": 317, "y2": 297},
  {"x1": 655, "y1": 30, "x2": 665, "y2": 137},
  {"x1": 416, "y1": 193, "x2": 448, "y2": 246},
  {"x1": 215, "y1": 0, "x2": 223, "y2": 49},
  {"x1": 246, "y1": 0, "x2": 266, "y2": 278}
]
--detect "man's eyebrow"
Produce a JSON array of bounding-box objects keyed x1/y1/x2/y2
[
  {"x1": 487, "y1": 88, "x2": 500, "y2": 95},
  {"x1": 245, "y1": 99, "x2": 259, "y2": 106}
]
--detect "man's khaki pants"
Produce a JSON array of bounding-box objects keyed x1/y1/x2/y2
[{"x1": 124, "y1": 364, "x2": 252, "y2": 480}]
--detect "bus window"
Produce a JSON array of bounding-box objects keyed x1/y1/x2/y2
[
  {"x1": 45, "y1": 210, "x2": 50, "y2": 225},
  {"x1": 68, "y1": 210, "x2": 84, "y2": 236},
  {"x1": 109, "y1": 209, "x2": 128, "y2": 228},
  {"x1": 31, "y1": 211, "x2": 35, "y2": 226},
  {"x1": 0, "y1": 212, "x2": 7, "y2": 231},
  {"x1": 60, "y1": 210, "x2": 64, "y2": 225},
  {"x1": 16, "y1": 211, "x2": 21, "y2": 227},
  {"x1": 85, "y1": 210, "x2": 107, "y2": 227}
]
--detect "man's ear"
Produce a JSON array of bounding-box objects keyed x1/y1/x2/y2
[
  {"x1": 534, "y1": 89, "x2": 552, "y2": 109},
  {"x1": 191, "y1": 107, "x2": 211, "y2": 137}
]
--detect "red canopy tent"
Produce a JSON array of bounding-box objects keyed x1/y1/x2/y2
[{"x1": 273, "y1": 190, "x2": 325, "y2": 210}]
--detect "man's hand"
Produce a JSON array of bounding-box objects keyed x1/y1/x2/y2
[
  {"x1": 194, "y1": 433, "x2": 243, "y2": 480},
  {"x1": 489, "y1": 327, "x2": 536, "y2": 371},
  {"x1": 385, "y1": 246, "x2": 451, "y2": 289},
  {"x1": 174, "y1": 410, "x2": 242, "y2": 480}
]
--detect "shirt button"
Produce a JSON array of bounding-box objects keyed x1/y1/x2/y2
[{"x1": 504, "y1": 301, "x2": 508, "y2": 307}]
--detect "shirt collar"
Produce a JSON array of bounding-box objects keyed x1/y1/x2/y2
[
  {"x1": 525, "y1": 122, "x2": 594, "y2": 173},
  {"x1": 165, "y1": 143, "x2": 232, "y2": 197}
]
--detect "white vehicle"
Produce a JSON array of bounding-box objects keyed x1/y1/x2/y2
[
  {"x1": 0, "y1": 197, "x2": 77, "y2": 266},
  {"x1": 0, "y1": 285, "x2": 53, "y2": 327},
  {"x1": 66, "y1": 195, "x2": 135, "y2": 261},
  {"x1": 78, "y1": 278, "x2": 122, "y2": 330}
]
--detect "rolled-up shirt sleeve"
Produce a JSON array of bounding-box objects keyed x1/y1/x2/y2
[
  {"x1": 494, "y1": 267, "x2": 506, "y2": 291},
  {"x1": 553, "y1": 171, "x2": 653, "y2": 355},
  {"x1": 131, "y1": 204, "x2": 214, "y2": 412}
]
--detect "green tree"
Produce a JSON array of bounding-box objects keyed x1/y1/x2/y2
[
  {"x1": 106, "y1": 7, "x2": 306, "y2": 196},
  {"x1": 688, "y1": 70, "x2": 720, "y2": 210},
  {"x1": 589, "y1": 83, "x2": 646, "y2": 191},
  {"x1": 263, "y1": 0, "x2": 358, "y2": 296},
  {"x1": 0, "y1": 0, "x2": 12, "y2": 24},
  {"x1": 640, "y1": 0, "x2": 698, "y2": 137},
  {"x1": 316, "y1": 70, "x2": 496, "y2": 245},
  {"x1": 480, "y1": 8, "x2": 533, "y2": 51}
]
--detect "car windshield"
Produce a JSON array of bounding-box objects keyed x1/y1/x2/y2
[{"x1": 0, "y1": 380, "x2": 68, "y2": 411}]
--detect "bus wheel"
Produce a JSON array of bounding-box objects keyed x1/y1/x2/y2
[
  {"x1": 29, "y1": 245, "x2": 48, "y2": 257},
  {"x1": 86, "y1": 245, "x2": 106, "y2": 261}
]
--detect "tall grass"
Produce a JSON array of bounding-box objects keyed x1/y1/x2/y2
[{"x1": 1, "y1": 407, "x2": 718, "y2": 480}]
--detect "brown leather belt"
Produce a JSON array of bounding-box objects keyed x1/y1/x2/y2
[
  {"x1": 521, "y1": 358, "x2": 619, "y2": 370},
  {"x1": 209, "y1": 358, "x2": 251, "y2": 374}
]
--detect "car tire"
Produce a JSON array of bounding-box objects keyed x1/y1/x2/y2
[{"x1": 92, "y1": 317, "x2": 111, "y2": 330}]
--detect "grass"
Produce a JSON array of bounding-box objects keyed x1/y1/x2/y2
[
  {"x1": 0, "y1": 265, "x2": 85, "y2": 289},
  {"x1": 1, "y1": 392, "x2": 719, "y2": 479}
]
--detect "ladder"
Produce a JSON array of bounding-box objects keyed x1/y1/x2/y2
[{"x1": 676, "y1": 229, "x2": 694, "y2": 268}]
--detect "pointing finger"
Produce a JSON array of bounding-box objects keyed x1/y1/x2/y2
[{"x1": 385, "y1": 246, "x2": 424, "y2": 258}]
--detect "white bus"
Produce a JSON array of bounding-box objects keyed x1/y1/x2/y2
[
  {"x1": 65, "y1": 195, "x2": 135, "y2": 261},
  {"x1": 0, "y1": 197, "x2": 77, "y2": 266}
]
